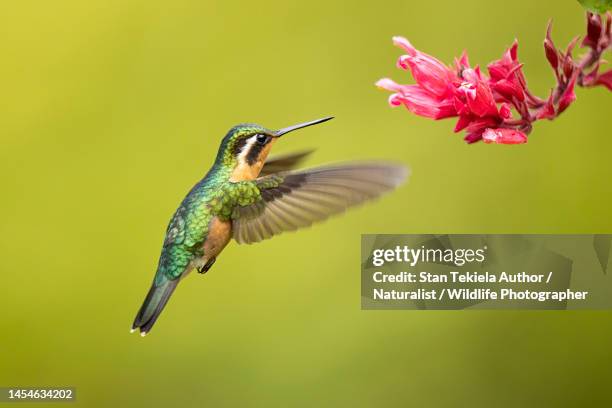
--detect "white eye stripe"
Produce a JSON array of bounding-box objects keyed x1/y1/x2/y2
[{"x1": 237, "y1": 136, "x2": 258, "y2": 161}]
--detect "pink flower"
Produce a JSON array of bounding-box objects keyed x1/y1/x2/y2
[
  {"x1": 377, "y1": 39, "x2": 517, "y2": 143},
  {"x1": 487, "y1": 41, "x2": 527, "y2": 102},
  {"x1": 377, "y1": 13, "x2": 611, "y2": 147},
  {"x1": 393, "y1": 37, "x2": 455, "y2": 98},
  {"x1": 482, "y1": 128, "x2": 528, "y2": 144},
  {"x1": 376, "y1": 79, "x2": 456, "y2": 119}
]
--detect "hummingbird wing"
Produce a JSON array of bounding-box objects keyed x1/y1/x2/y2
[
  {"x1": 259, "y1": 150, "x2": 314, "y2": 177},
  {"x1": 231, "y1": 163, "x2": 408, "y2": 244}
]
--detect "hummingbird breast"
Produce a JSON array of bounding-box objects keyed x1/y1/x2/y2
[{"x1": 199, "y1": 216, "x2": 232, "y2": 265}]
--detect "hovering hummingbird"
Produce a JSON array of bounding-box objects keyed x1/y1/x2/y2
[{"x1": 131, "y1": 117, "x2": 407, "y2": 336}]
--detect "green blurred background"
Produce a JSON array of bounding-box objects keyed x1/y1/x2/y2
[{"x1": 1, "y1": 0, "x2": 611, "y2": 407}]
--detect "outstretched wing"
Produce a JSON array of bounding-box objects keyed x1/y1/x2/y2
[
  {"x1": 231, "y1": 163, "x2": 408, "y2": 244},
  {"x1": 259, "y1": 150, "x2": 314, "y2": 177}
]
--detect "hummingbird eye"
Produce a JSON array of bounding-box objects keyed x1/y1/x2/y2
[{"x1": 255, "y1": 134, "x2": 268, "y2": 145}]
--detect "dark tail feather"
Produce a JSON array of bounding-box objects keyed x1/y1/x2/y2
[{"x1": 131, "y1": 278, "x2": 178, "y2": 336}]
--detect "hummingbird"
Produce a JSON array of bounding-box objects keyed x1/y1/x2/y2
[{"x1": 131, "y1": 117, "x2": 407, "y2": 336}]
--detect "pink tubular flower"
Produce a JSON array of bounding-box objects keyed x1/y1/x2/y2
[
  {"x1": 377, "y1": 39, "x2": 521, "y2": 144},
  {"x1": 376, "y1": 11, "x2": 611, "y2": 146},
  {"x1": 376, "y1": 78, "x2": 456, "y2": 119},
  {"x1": 393, "y1": 36, "x2": 455, "y2": 98},
  {"x1": 482, "y1": 128, "x2": 528, "y2": 144}
]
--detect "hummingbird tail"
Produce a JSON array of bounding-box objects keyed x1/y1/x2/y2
[{"x1": 131, "y1": 278, "x2": 178, "y2": 336}]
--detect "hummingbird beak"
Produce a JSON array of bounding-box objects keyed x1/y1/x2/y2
[{"x1": 274, "y1": 116, "x2": 334, "y2": 137}]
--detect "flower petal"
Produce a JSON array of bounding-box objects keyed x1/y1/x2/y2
[
  {"x1": 499, "y1": 103, "x2": 512, "y2": 119},
  {"x1": 558, "y1": 75, "x2": 577, "y2": 113},
  {"x1": 391, "y1": 85, "x2": 457, "y2": 119},
  {"x1": 536, "y1": 91, "x2": 556, "y2": 120},
  {"x1": 454, "y1": 115, "x2": 472, "y2": 132},
  {"x1": 456, "y1": 70, "x2": 499, "y2": 117},
  {"x1": 594, "y1": 69, "x2": 612, "y2": 91},
  {"x1": 392, "y1": 39, "x2": 455, "y2": 98},
  {"x1": 392, "y1": 36, "x2": 416, "y2": 55},
  {"x1": 482, "y1": 128, "x2": 528, "y2": 144},
  {"x1": 376, "y1": 78, "x2": 404, "y2": 93}
]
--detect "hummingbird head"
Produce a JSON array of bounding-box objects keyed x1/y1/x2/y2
[{"x1": 216, "y1": 117, "x2": 333, "y2": 182}]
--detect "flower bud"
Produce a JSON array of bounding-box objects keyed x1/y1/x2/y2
[
  {"x1": 583, "y1": 12, "x2": 602, "y2": 49},
  {"x1": 544, "y1": 39, "x2": 558, "y2": 71},
  {"x1": 544, "y1": 21, "x2": 559, "y2": 71}
]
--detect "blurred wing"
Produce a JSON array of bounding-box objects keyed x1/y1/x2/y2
[
  {"x1": 231, "y1": 163, "x2": 408, "y2": 244},
  {"x1": 259, "y1": 150, "x2": 314, "y2": 177}
]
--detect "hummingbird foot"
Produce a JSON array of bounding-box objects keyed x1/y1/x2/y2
[{"x1": 197, "y1": 257, "x2": 216, "y2": 274}]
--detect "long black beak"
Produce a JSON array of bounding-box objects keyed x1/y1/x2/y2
[{"x1": 274, "y1": 116, "x2": 334, "y2": 137}]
